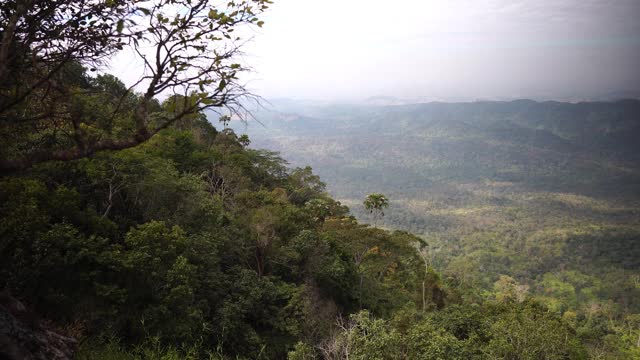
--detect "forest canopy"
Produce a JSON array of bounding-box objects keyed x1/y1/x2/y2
[{"x1": 0, "y1": 1, "x2": 638, "y2": 359}]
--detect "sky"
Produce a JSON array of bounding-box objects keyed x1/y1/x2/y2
[
  {"x1": 111, "y1": 0, "x2": 640, "y2": 102},
  {"x1": 243, "y1": 0, "x2": 640, "y2": 101}
]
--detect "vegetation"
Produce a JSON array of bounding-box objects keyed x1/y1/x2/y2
[
  {"x1": 0, "y1": 0, "x2": 270, "y2": 171},
  {"x1": 0, "y1": 68, "x2": 611, "y2": 357},
  {"x1": 239, "y1": 99, "x2": 640, "y2": 358},
  {"x1": 0, "y1": 1, "x2": 638, "y2": 358},
  {"x1": 0, "y1": 101, "x2": 427, "y2": 357},
  {"x1": 363, "y1": 193, "x2": 389, "y2": 227}
]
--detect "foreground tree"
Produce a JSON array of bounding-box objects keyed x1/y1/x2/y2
[
  {"x1": 364, "y1": 193, "x2": 389, "y2": 227},
  {"x1": 0, "y1": 0, "x2": 271, "y2": 171}
]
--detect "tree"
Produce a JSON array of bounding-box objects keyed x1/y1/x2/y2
[
  {"x1": 493, "y1": 275, "x2": 529, "y2": 304},
  {"x1": 484, "y1": 302, "x2": 587, "y2": 359},
  {"x1": 0, "y1": 0, "x2": 271, "y2": 171},
  {"x1": 363, "y1": 193, "x2": 389, "y2": 228}
]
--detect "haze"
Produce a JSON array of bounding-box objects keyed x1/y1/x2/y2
[{"x1": 243, "y1": 0, "x2": 640, "y2": 101}]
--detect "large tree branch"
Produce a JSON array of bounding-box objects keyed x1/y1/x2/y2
[
  {"x1": 0, "y1": 106, "x2": 194, "y2": 172},
  {"x1": 0, "y1": 0, "x2": 30, "y2": 83},
  {"x1": 1, "y1": 0, "x2": 271, "y2": 172}
]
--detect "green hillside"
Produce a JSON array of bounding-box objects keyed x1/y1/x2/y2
[
  {"x1": 3, "y1": 0, "x2": 639, "y2": 358},
  {"x1": 236, "y1": 99, "x2": 640, "y2": 356},
  {"x1": 2, "y1": 81, "x2": 639, "y2": 358}
]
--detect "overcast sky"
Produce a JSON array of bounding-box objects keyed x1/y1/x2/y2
[
  {"x1": 237, "y1": 0, "x2": 640, "y2": 101},
  {"x1": 110, "y1": 0, "x2": 640, "y2": 102}
]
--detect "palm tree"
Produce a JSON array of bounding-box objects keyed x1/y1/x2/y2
[{"x1": 363, "y1": 193, "x2": 389, "y2": 228}]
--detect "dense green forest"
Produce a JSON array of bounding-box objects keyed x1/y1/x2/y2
[
  {"x1": 237, "y1": 98, "x2": 640, "y2": 358},
  {"x1": 2, "y1": 83, "x2": 617, "y2": 358},
  {"x1": 1, "y1": 75, "x2": 638, "y2": 358},
  {"x1": 1, "y1": 0, "x2": 639, "y2": 359}
]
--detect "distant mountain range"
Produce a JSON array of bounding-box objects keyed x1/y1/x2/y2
[
  {"x1": 220, "y1": 98, "x2": 640, "y2": 312},
  {"x1": 223, "y1": 96, "x2": 640, "y2": 245},
  {"x1": 262, "y1": 91, "x2": 640, "y2": 108},
  {"x1": 234, "y1": 98, "x2": 640, "y2": 166}
]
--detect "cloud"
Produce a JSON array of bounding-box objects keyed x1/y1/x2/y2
[{"x1": 109, "y1": 0, "x2": 640, "y2": 101}]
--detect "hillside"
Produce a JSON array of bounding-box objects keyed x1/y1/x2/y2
[
  {"x1": 3, "y1": 0, "x2": 640, "y2": 358},
  {"x1": 238, "y1": 98, "x2": 640, "y2": 233},
  {"x1": 1, "y1": 85, "x2": 638, "y2": 358},
  {"x1": 231, "y1": 99, "x2": 640, "y2": 346}
]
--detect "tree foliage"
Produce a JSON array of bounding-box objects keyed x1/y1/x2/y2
[
  {"x1": 0, "y1": 0, "x2": 271, "y2": 171},
  {"x1": 363, "y1": 193, "x2": 389, "y2": 227},
  {"x1": 1, "y1": 3, "x2": 634, "y2": 358}
]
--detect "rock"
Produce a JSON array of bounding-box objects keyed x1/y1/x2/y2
[{"x1": 0, "y1": 292, "x2": 77, "y2": 360}]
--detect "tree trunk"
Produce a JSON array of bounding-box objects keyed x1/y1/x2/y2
[
  {"x1": 422, "y1": 280, "x2": 426, "y2": 312},
  {"x1": 358, "y1": 273, "x2": 363, "y2": 310}
]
